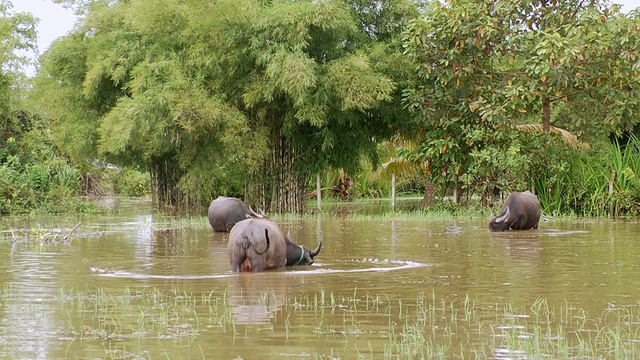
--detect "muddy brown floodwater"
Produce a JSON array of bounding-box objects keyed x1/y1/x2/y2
[{"x1": 1, "y1": 198, "x2": 640, "y2": 359}]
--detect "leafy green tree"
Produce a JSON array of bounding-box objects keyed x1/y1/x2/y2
[
  {"x1": 30, "y1": 33, "x2": 100, "y2": 171},
  {"x1": 499, "y1": 1, "x2": 640, "y2": 138},
  {"x1": 402, "y1": 0, "x2": 640, "y2": 200},
  {"x1": 0, "y1": 1, "x2": 37, "y2": 182},
  {"x1": 0, "y1": 1, "x2": 93, "y2": 214},
  {"x1": 33, "y1": 0, "x2": 255, "y2": 207},
  {"x1": 402, "y1": 0, "x2": 516, "y2": 200},
  {"x1": 0, "y1": 1, "x2": 37, "y2": 115}
]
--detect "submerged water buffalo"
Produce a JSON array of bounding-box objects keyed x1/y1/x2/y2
[
  {"x1": 208, "y1": 196, "x2": 266, "y2": 232},
  {"x1": 489, "y1": 190, "x2": 541, "y2": 232},
  {"x1": 227, "y1": 218, "x2": 323, "y2": 272}
]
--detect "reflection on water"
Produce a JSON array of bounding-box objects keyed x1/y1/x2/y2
[
  {"x1": 225, "y1": 273, "x2": 292, "y2": 325},
  {"x1": 1, "y1": 198, "x2": 640, "y2": 358}
]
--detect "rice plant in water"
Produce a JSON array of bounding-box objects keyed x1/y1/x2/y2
[{"x1": 3, "y1": 285, "x2": 640, "y2": 359}]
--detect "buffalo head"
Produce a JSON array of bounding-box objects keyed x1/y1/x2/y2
[{"x1": 284, "y1": 232, "x2": 322, "y2": 266}]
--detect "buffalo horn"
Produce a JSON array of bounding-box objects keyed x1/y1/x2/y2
[
  {"x1": 494, "y1": 206, "x2": 510, "y2": 223},
  {"x1": 248, "y1": 206, "x2": 265, "y2": 219},
  {"x1": 310, "y1": 235, "x2": 323, "y2": 258}
]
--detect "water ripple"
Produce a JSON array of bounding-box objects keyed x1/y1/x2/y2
[{"x1": 90, "y1": 259, "x2": 429, "y2": 279}]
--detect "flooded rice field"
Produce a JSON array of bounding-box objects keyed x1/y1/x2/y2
[{"x1": 1, "y1": 198, "x2": 640, "y2": 359}]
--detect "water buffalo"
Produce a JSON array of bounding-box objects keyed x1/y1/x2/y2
[
  {"x1": 489, "y1": 190, "x2": 541, "y2": 232},
  {"x1": 208, "y1": 196, "x2": 266, "y2": 232},
  {"x1": 227, "y1": 218, "x2": 322, "y2": 272}
]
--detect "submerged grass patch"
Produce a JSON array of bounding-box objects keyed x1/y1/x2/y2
[
  {"x1": 1, "y1": 285, "x2": 639, "y2": 359},
  {"x1": 55, "y1": 286, "x2": 236, "y2": 340},
  {"x1": 284, "y1": 290, "x2": 640, "y2": 359}
]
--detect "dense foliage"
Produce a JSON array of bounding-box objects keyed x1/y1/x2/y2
[
  {"x1": 0, "y1": 111, "x2": 97, "y2": 214},
  {"x1": 402, "y1": 0, "x2": 640, "y2": 213},
  {"x1": 8, "y1": 0, "x2": 640, "y2": 216},
  {"x1": 533, "y1": 135, "x2": 640, "y2": 217},
  {"x1": 0, "y1": 2, "x2": 92, "y2": 214}
]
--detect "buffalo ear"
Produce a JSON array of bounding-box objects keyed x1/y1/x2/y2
[{"x1": 494, "y1": 206, "x2": 511, "y2": 223}]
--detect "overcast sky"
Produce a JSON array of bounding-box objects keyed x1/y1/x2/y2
[
  {"x1": 11, "y1": 0, "x2": 76, "y2": 53},
  {"x1": 9, "y1": 0, "x2": 640, "y2": 75}
]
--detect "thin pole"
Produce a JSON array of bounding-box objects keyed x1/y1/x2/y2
[
  {"x1": 391, "y1": 172, "x2": 396, "y2": 212},
  {"x1": 317, "y1": 174, "x2": 322, "y2": 210}
]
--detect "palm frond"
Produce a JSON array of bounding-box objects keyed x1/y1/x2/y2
[
  {"x1": 377, "y1": 136, "x2": 419, "y2": 177},
  {"x1": 381, "y1": 157, "x2": 412, "y2": 176},
  {"x1": 516, "y1": 124, "x2": 591, "y2": 151}
]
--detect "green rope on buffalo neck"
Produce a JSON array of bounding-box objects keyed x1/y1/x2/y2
[{"x1": 294, "y1": 246, "x2": 305, "y2": 265}]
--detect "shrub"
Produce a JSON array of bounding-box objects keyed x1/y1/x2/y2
[
  {"x1": 104, "y1": 167, "x2": 151, "y2": 197},
  {"x1": 118, "y1": 168, "x2": 151, "y2": 197}
]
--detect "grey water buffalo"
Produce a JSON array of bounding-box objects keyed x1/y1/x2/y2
[
  {"x1": 208, "y1": 196, "x2": 266, "y2": 232},
  {"x1": 227, "y1": 218, "x2": 322, "y2": 272},
  {"x1": 489, "y1": 190, "x2": 541, "y2": 231}
]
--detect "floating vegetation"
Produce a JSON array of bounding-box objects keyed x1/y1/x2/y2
[
  {"x1": 1, "y1": 222, "x2": 83, "y2": 244},
  {"x1": 1, "y1": 285, "x2": 639, "y2": 359}
]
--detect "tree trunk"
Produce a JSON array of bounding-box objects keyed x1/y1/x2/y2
[
  {"x1": 421, "y1": 180, "x2": 435, "y2": 209},
  {"x1": 150, "y1": 155, "x2": 184, "y2": 209},
  {"x1": 246, "y1": 127, "x2": 309, "y2": 214},
  {"x1": 542, "y1": 94, "x2": 551, "y2": 132}
]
